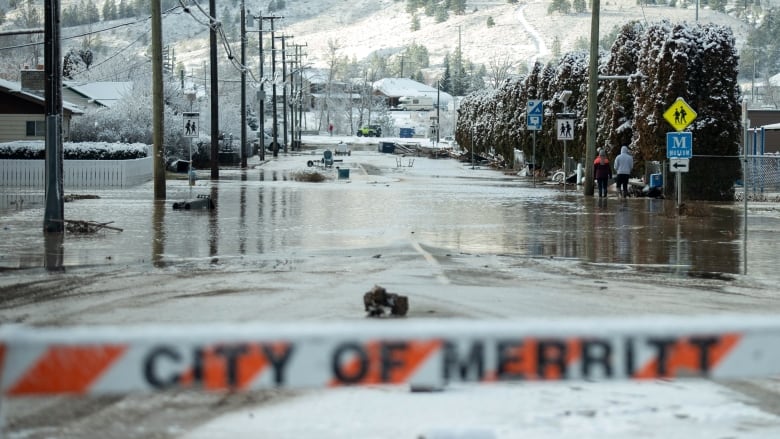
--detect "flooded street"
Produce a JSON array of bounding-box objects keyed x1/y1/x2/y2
[
  {"x1": 1, "y1": 150, "x2": 777, "y2": 278},
  {"x1": 3, "y1": 150, "x2": 780, "y2": 439}
]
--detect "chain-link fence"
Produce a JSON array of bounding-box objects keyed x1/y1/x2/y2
[{"x1": 743, "y1": 154, "x2": 780, "y2": 194}]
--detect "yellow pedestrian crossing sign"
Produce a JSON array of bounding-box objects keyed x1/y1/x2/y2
[{"x1": 663, "y1": 97, "x2": 697, "y2": 132}]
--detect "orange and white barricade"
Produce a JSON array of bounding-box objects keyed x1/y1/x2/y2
[{"x1": 2, "y1": 315, "x2": 780, "y2": 397}]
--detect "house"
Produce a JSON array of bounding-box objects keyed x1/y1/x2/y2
[
  {"x1": 748, "y1": 109, "x2": 780, "y2": 154},
  {"x1": 372, "y1": 77, "x2": 453, "y2": 110},
  {"x1": 0, "y1": 70, "x2": 83, "y2": 143},
  {"x1": 62, "y1": 81, "x2": 133, "y2": 109}
]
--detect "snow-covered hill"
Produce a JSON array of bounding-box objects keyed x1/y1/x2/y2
[{"x1": 0, "y1": 0, "x2": 755, "y2": 82}]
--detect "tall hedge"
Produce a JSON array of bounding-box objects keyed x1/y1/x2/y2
[{"x1": 456, "y1": 21, "x2": 742, "y2": 201}]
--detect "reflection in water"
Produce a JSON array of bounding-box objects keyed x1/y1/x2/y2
[
  {"x1": 4, "y1": 170, "x2": 765, "y2": 277},
  {"x1": 209, "y1": 185, "x2": 219, "y2": 257},
  {"x1": 239, "y1": 183, "x2": 247, "y2": 255},
  {"x1": 152, "y1": 200, "x2": 166, "y2": 267},
  {"x1": 44, "y1": 232, "x2": 64, "y2": 271}
]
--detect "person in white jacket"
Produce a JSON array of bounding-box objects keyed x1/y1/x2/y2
[{"x1": 614, "y1": 145, "x2": 634, "y2": 198}]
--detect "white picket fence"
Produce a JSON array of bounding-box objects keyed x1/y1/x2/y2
[{"x1": 0, "y1": 157, "x2": 152, "y2": 188}]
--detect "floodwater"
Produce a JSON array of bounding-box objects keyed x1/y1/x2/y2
[{"x1": 1, "y1": 153, "x2": 778, "y2": 280}]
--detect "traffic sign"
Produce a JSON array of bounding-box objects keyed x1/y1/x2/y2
[
  {"x1": 663, "y1": 97, "x2": 697, "y2": 132},
  {"x1": 666, "y1": 132, "x2": 692, "y2": 159},
  {"x1": 556, "y1": 118, "x2": 574, "y2": 140},
  {"x1": 670, "y1": 158, "x2": 690, "y2": 173},
  {"x1": 527, "y1": 99, "x2": 543, "y2": 131},
  {"x1": 183, "y1": 112, "x2": 199, "y2": 138}
]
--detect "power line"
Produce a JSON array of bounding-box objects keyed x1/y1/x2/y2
[{"x1": 0, "y1": 6, "x2": 182, "y2": 52}]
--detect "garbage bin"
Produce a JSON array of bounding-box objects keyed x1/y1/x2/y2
[
  {"x1": 379, "y1": 142, "x2": 395, "y2": 154},
  {"x1": 649, "y1": 173, "x2": 662, "y2": 189},
  {"x1": 338, "y1": 168, "x2": 350, "y2": 179}
]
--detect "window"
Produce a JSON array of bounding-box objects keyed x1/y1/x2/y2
[{"x1": 26, "y1": 120, "x2": 46, "y2": 137}]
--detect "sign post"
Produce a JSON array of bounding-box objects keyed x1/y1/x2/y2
[
  {"x1": 663, "y1": 98, "x2": 697, "y2": 209},
  {"x1": 556, "y1": 113, "x2": 575, "y2": 194},
  {"x1": 183, "y1": 112, "x2": 199, "y2": 192},
  {"x1": 527, "y1": 100, "x2": 543, "y2": 187}
]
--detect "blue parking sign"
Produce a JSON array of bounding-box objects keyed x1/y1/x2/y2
[
  {"x1": 666, "y1": 132, "x2": 692, "y2": 158},
  {"x1": 527, "y1": 100, "x2": 543, "y2": 131}
]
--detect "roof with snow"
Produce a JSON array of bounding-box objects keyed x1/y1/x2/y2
[
  {"x1": 63, "y1": 81, "x2": 133, "y2": 108},
  {"x1": 0, "y1": 78, "x2": 83, "y2": 114},
  {"x1": 373, "y1": 77, "x2": 452, "y2": 105}
]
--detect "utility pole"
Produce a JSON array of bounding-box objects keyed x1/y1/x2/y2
[
  {"x1": 255, "y1": 13, "x2": 264, "y2": 162},
  {"x1": 289, "y1": 43, "x2": 307, "y2": 150},
  {"x1": 261, "y1": 15, "x2": 282, "y2": 157},
  {"x1": 43, "y1": 0, "x2": 63, "y2": 233},
  {"x1": 271, "y1": 25, "x2": 278, "y2": 156},
  {"x1": 275, "y1": 35, "x2": 291, "y2": 153},
  {"x1": 209, "y1": 0, "x2": 219, "y2": 179},
  {"x1": 240, "y1": 0, "x2": 247, "y2": 168},
  {"x1": 584, "y1": 0, "x2": 600, "y2": 197},
  {"x1": 151, "y1": 0, "x2": 165, "y2": 199}
]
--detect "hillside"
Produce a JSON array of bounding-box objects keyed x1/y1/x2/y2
[
  {"x1": 282, "y1": 0, "x2": 751, "y2": 71},
  {"x1": 0, "y1": 0, "x2": 756, "y2": 81}
]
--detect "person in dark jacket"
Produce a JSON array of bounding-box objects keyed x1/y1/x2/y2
[{"x1": 593, "y1": 149, "x2": 612, "y2": 198}]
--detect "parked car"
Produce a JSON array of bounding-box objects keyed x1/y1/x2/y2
[
  {"x1": 398, "y1": 96, "x2": 434, "y2": 111},
  {"x1": 335, "y1": 141, "x2": 351, "y2": 156},
  {"x1": 357, "y1": 124, "x2": 382, "y2": 137},
  {"x1": 253, "y1": 130, "x2": 277, "y2": 152}
]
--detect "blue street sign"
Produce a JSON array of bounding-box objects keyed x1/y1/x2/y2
[
  {"x1": 666, "y1": 132, "x2": 692, "y2": 159},
  {"x1": 527, "y1": 100, "x2": 543, "y2": 131}
]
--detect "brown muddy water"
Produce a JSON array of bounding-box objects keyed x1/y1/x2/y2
[{"x1": 1, "y1": 165, "x2": 778, "y2": 280}]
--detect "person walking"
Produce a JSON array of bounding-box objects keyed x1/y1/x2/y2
[
  {"x1": 614, "y1": 145, "x2": 634, "y2": 198},
  {"x1": 594, "y1": 149, "x2": 612, "y2": 198}
]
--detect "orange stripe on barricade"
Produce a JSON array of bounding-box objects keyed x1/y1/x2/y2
[
  {"x1": 329, "y1": 340, "x2": 441, "y2": 386},
  {"x1": 634, "y1": 334, "x2": 741, "y2": 379},
  {"x1": 8, "y1": 345, "x2": 126, "y2": 395}
]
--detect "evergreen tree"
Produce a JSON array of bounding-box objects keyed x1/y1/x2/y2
[
  {"x1": 487, "y1": 16, "x2": 495, "y2": 27},
  {"x1": 84, "y1": 0, "x2": 100, "y2": 24},
  {"x1": 102, "y1": 0, "x2": 117, "y2": 20},
  {"x1": 573, "y1": 0, "x2": 586, "y2": 12},
  {"x1": 454, "y1": 21, "x2": 741, "y2": 200},
  {"x1": 452, "y1": 0, "x2": 467, "y2": 14},
  {"x1": 411, "y1": 14, "x2": 420, "y2": 31},
  {"x1": 551, "y1": 36, "x2": 562, "y2": 58},
  {"x1": 440, "y1": 57, "x2": 452, "y2": 94},
  {"x1": 435, "y1": 5, "x2": 448, "y2": 22},
  {"x1": 548, "y1": 0, "x2": 572, "y2": 14},
  {"x1": 599, "y1": 21, "x2": 643, "y2": 157}
]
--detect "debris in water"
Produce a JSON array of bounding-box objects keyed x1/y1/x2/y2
[{"x1": 363, "y1": 284, "x2": 408, "y2": 317}]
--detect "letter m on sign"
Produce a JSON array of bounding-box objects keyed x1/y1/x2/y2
[{"x1": 666, "y1": 132, "x2": 692, "y2": 159}]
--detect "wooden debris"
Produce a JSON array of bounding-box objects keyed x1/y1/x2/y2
[
  {"x1": 52, "y1": 219, "x2": 123, "y2": 234},
  {"x1": 363, "y1": 284, "x2": 408, "y2": 317},
  {"x1": 64, "y1": 194, "x2": 101, "y2": 202}
]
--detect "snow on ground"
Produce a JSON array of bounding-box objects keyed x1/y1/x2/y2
[{"x1": 182, "y1": 380, "x2": 780, "y2": 439}]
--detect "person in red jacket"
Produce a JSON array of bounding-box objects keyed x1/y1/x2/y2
[{"x1": 593, "y1": 149, "x2": 612, "y2": 198}]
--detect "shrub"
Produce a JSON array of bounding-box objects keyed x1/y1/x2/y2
[{"x1": 0, "y1": 141, "x2": 149, "y2": 160}]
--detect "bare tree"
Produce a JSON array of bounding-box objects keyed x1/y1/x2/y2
[
  {"x1": 487, "y1": 53, "x2": 515, "y2": 89},
  {"x1": 319, "y1": 38, "x2": 341, "y2": 131}
]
